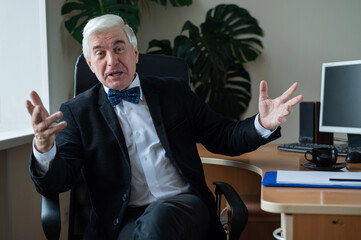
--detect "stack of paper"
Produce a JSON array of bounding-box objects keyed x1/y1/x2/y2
[{"x1": 276, "y1": 170, "x2": 361, "y2": 186}]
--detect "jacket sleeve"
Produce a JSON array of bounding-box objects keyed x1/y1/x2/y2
[
  {"x1": 183, "y1": 82, "x2": 281, "y2": 156},
  {"x1": 29, "y1": 103, "x2": 84, "y2": 197}
]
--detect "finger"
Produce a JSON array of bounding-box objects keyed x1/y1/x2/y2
[
  {"x1": 52, "y1": 121, "x2": 67, "y2": 133},
  {"x1": 34, "y1": 111, "x2": 63, "y2": 133},
  {"x1": 42, "y1": 121, "x2": 67, "y2": 137},
  {"x1": 259, "y1": 80, "x2": 268, "y2": 101},
  {"x1": 30, "y1": 91, "x2": 45, "y2": 108},
  {"x1": 25, "y1": 100, "x2": 35, "y2": 115},
  {"x1": 285, "y1": 94, "x2": 304, "y2": 107},
  {"x1": 278, "y1": 116, "x2": 286, "y2": 125},
  {"x1": 280, "y1": 82, "x2": 299, "y2": 101},
  {"x1": 34, "y1": 121, "x2": 67, "y2": 152},
  {"x1": 45, "y1": 111, "x2": 64, "y2": 128},
  {"x1": 32, "y1": 106, "x2": 44, "y2": 126},
  {"x1": 282, "y1": 105, "x2": 293, "y2": 116},
  {"x1": 32, "y1": 105, "x2": 49, "y2": 126}
]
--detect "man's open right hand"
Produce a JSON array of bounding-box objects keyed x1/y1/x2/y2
[{"x1": 26, "y1": 91, "x2": 67, "y2": 153}]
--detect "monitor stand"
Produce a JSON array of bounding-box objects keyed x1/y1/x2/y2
[{"x1": 347, "y1": 134, "x2": 361, "y2": 148}]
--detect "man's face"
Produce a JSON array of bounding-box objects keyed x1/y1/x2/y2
[{"x1": 86, "y1": 26, "x2": 139, "y2": 91}]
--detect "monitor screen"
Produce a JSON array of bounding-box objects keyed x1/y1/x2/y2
[{"x1": 319, "y1": 60, "x2": 361, "y2": 135}]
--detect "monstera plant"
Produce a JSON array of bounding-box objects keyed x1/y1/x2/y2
[
  {"x1": 147, "y1": 4, "x2": 264, "y2": 120},
  {"x1": 61, "y1": 0, "x2": 192, "y2": 44}
]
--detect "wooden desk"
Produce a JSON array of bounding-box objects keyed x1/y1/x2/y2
[{"x1": 198, "y1": 143, "x2": 361, "y2": 240}]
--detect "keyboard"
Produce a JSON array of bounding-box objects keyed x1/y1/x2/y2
[{"x1": 277, "y1": 142, "x2": 361, "y2": 156}]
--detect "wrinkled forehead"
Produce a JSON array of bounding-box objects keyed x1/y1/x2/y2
[{"x1": 88, "y1": 27, "x2": 129, "y2": 48}]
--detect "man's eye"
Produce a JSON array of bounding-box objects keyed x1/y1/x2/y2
[
  {"x1": 116, "y1": 47, "x2": 123, "y2": 53},
  {"x1": 95, "y1": 51, "x2": 103, "y2": 56}
]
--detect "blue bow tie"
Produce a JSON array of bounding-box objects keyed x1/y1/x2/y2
[{"x1": 108, "y1": 87, "x2": 140, "y2": 106}]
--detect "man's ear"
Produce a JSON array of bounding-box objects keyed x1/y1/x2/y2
[
  {"x1": 134, "y1": 47, "x2": 139, "y2": 64},
  {"x1": 85, "y1": 57, "x2": 95, "y2": 73}
]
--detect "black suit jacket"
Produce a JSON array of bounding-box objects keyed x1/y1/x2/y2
[{"x1": 30, "y1": 75, "x2": 280, "y2": 239}]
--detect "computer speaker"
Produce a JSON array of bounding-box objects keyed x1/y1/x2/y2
[{"x1": 299, "y1": 102, "x2": 333, "y2": 144}]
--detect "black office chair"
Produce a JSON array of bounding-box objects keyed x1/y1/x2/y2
[{"x1": 41, "y1": 53, "x2": 248, "y2": 240}]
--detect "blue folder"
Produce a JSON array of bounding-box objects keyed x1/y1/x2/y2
[{"x1": 262, "y1": 171, "x2": 361, "y2": 189}]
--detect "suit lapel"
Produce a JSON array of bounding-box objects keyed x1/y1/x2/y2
[
  {"x1": 97, "y1": 79, "x2": 174, "y2": 163},
  {"x1": 98, "y1": 87, "x2": 130, "y2": 162},
  {"x1": 140, "y1": 77, "x2": 174, "y2": 159}
]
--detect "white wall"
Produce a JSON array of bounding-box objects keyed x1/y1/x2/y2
[
  {"x1": 136, "y1": 0, "x2": 361, "y2": 143},
  {"x1": 46, "y1": 0, "x2": 82, "y2": 113}
]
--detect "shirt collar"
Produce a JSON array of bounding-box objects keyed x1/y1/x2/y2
[{"x1": 103, "y1": 73, "x2": 143, "y2": 101}]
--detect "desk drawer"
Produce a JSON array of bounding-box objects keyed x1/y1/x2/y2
[{"x1": 293, "y1": 214, "x2": 361, "y2": 240}]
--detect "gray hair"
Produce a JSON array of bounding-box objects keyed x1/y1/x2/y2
[{"x1": 82, "y1": 14, "x2": 137, "y2": 60}]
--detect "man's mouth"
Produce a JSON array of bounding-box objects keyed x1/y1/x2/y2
[{"x1": 107, "y1": 71, "x2": 123, "y2": 77}]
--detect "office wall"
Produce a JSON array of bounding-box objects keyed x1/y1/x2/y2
[
  {"x1": 0, "y1": 152, "x2": 6, "y2": 239},
  {"x1": 1, "y1": 1, "x2": 361, "y2": 239},
  {"x1": 0, "y1": 143, "x2": 70, "y2": 240},
  {"x1": 46, "y1": 1, "x2": 82, "y2": 113},
  {"x1": 136, "y1": 0, "x2": 361, "y2": 143},
  {"x1": 2, "y1": 144, "x2": 44, "y2": 240}
]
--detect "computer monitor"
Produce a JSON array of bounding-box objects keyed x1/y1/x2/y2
[{"x1": 319, "y1": 60, "x2": 361, "y2": 147}]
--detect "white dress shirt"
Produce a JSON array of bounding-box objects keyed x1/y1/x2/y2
[
  {"x1": 103, "y1": 75, "x2": 190, "y2": 206},
  {"x1": 33, "y1": 74, "x2": 274, "y2": 206}
]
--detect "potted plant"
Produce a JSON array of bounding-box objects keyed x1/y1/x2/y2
[
  {"x1": 61, "y1": 0, "x2": 192, "y2": 43},
  {"x1": 147, "y1": 4, "x2": 264, "y2": 120}
]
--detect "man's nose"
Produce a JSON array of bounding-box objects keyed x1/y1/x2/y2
[{"x1": 107, "y1": 52, "x2": 119, "y2": 66}]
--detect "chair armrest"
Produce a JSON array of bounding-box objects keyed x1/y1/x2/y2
[
  {"x1": 213, "y1": 181, "x2": 248, "y2": 240},
  {"x1": 41, "y1": 195, "x2": 61, "y2": 240}
]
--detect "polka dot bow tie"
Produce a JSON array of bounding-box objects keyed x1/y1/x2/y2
[{"x1": 107, "y1": 87, "x2": 140, "y2": 106}]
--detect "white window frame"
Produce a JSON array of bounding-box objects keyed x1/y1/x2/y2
[{"x1": 0, "y1": 0, "x2": 49, "y2": 150}]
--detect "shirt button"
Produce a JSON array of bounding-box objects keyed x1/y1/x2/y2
[
  {"x1": 113, "y1": 218, "x2": 119, "y2": 226},
  {"x1": 122, "y1": 193, "x2": 128, "y2": 201},
  {"x1": 136, "y1": 132, "x2": 140, "y2": 137},
  {"x1": 144, "y1": 157, "x2": 147, "y2": 161}
]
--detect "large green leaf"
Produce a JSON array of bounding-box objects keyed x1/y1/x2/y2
[
  {"x1": 147, "y1": 39, "x2": 173, "y2": 56},
  {"x1": 61, "y1": 0, "x2": 139, "y2": 43},
  {"x1": 147, "y1": 4, "x2": 263, "y2": 120},
  {"x1": 150, "y1": 0, "x2": 192, "y2": 7},
  {"x1": 194, "y1": 60, "x2": 251, "y2": 120},
  {"x1": 204, "y1": 4, "x2": 264, "y2": 63},
  {"x1": 61, "y1": 0, "x2": 192, "y2": 44}
]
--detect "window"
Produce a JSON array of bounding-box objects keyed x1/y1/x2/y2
[{"x1": 0, "y1": 0, "x2": 49, "y2": 149}]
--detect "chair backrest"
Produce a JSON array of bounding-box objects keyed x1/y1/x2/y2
[
  {"x1": 74, "y1": 53, "x2": 190, "y2": 96},
  {"x1": 69, "y1": 53, "x2": 191, "y2": 239}
]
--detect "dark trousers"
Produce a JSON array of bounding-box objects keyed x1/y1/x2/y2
[{"x1": 117, "y1": 193, "x2": 210, "y2": 240}]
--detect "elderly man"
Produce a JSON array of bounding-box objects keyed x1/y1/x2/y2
[{"x1": 26, "y1": 14, "x2": 303, "y2": 240}]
